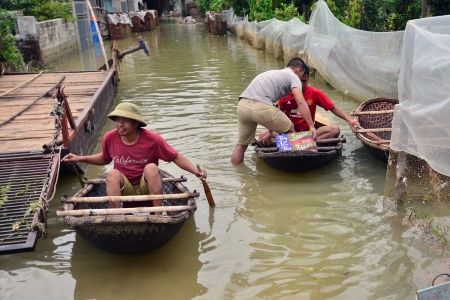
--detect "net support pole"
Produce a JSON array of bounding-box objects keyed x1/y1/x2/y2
[{"x1": 86, "y1": 0, "x2": 110, "y2": 71}]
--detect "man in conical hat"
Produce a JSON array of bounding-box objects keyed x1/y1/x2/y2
[{"x1": 62, "y1": 102, "x2": 207, "y2": 214}]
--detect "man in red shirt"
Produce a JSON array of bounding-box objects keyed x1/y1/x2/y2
[
  {"x1": 62, "y1": 102, "x2": 207, "y2": 213},
  {"x1": 259, "y1": 67, "x2": 358, "y2": 143}
]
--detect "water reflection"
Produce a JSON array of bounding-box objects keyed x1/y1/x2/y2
[{"x1": 70, "y1": 218, "x2": 205, "y2": 300}]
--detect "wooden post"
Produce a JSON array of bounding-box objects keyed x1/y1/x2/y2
[
  {"x1": 86, "y1": 0, "x2": 109, "y2": 71},
  {"x1": 422, "y1": 0, "x2": 427, "y2": 18}
]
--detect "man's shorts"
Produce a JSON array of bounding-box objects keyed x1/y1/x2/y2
[
  {"x1": 237, "y1": 98, "x2": 292, "y2": 145},
  {"x1": 121, "y1": 173, "x2": 149, "y2": 196}
]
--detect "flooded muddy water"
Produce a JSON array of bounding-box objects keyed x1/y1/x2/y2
[{"x1": 1, "y1": 18, "x2": 449, "y2": 300}]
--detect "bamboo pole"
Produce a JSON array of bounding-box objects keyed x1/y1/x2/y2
[
  {"x1": 56, "y1": 205, "x2": 193, "y2": 216},
  {"x1": 61, "y1": 192, "x2": 199, "y2": 203},
  {"x1": 86, "y1": 0, "x2": 109, "y2": 71},
  {"x1": 351, "y1": 110, "x2": 394, "y2": 116},
  {"x1": 0, "y1": 72, "x2": 42, "y2": 98},
  {"x1": 0, "y1": 75, "x2": 65, "y2": 128},
  {"x1": 316, "y1": 137, "x2": 346, "y2": 144},
  {"x1": 353, "y1": 128, "x2": 392, "y2": 133},
  {"x1": 82, "y1": 177, "x2": 187, "y2": 185}
]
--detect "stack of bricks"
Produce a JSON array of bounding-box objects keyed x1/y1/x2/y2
[
  {"x1": 109, "y1": 22, "x2": 132, "y2": 40},
  {"x1": 131, "y1": 15, "x2": 143, "y2": 33},
  {"x1": 143, "y1": 12, "x2": 153, "y2": 31},
  {"x1": 206, "y1": 12, "x2": 227, "y2": 35},
  {"x1": 153, "y1": 11, "x2": 159, "y2": 26}
]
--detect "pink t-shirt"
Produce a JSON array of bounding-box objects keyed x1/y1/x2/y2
[{"x1": 101, "y1": 129, "x2": 178, "y2": 184}]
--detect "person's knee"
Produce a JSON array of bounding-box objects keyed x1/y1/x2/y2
[
  {"x1": 331, "y1": 125, "x2": 340, "y2": 137},
  {"x1": 144, "y1": 163, "x2": 159, "y2": 174},
  {"x1": 144, "y1": 163, "x2": 160, "y2": 181},
  {"x1": 259, "y1": 129, "x2": 269, "y2": 139},
  {"x1": 106, "y1": 169, "x2": 122, "y2": 184}
]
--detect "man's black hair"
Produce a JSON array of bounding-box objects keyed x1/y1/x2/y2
[
  {"x1": 304, "y1": 64, "x2": 310, "y2": 76},
  {"x1": 286, "y1": 58, "x2": 307, "y2": 70}
]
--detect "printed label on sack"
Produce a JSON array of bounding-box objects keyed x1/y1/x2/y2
[{"x1": 276, "y1": 132, "x2": 317, "y2": 152}]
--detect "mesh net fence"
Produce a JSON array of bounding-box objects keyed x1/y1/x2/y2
[
  {"x1": 226, "y1": 0, "x2": 403, "y2": 102},
  {"x1": 227, "y1": 2, "x2": 450, "y2": 245},
  {"x1": 385, "y1": 15, "x2": 450, "y2": 245}
]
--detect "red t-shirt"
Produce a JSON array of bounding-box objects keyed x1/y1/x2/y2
[
  {"x1": 278, "y1": 86, "x2": 335, "y2": 131},
  {"x1": 101, "y1": 129, "x2": 178, "y2": 185}
]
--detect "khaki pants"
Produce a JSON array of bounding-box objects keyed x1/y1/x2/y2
[{"x1": 237, "y1": 98, "x2": 292, "y2": 145}]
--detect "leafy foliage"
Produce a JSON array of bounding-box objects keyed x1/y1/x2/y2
[
  {"x1": 0, "y1": 10, "x2": 24, "y2": 71},
  {"x1": 0, "y1": 0, "x2": 76, "y2": 22},
  {"x1": 32, "y1": 1, "x2": 76, "y2": 22},
  {"x1": 249, "y1": 0, "x2": 274, "y2": 21},
  {"x1": 274, "y1": 2, "x2": 305, "y2": 22}
]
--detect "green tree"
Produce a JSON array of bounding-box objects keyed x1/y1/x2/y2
[
  {"x1": 0, "y1": 9, "x2": 25, "y2": 71},
  {"x1": 249, "y1": 0, "x2": 274, "y2": 21},
  {"x1": 274, "y1": 2, "x2": 306, "y2": 21}
]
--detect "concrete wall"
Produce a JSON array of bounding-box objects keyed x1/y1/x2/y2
[{"x1": 16, "y1": 17, "x2": 79, "y2": 67}]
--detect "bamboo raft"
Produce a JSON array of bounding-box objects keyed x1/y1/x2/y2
[
  {"x1": 57, "y1": 170, "x2": 198, "y2": 254},
  {"x1": 351, "y1": 97, "x2": 399, "y2": 162},
  {"x1": 254, "y1": 137, "x2": 345, "y2": 172}
]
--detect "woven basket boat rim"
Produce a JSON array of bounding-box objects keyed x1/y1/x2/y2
[
  {"x1": 61, "y1": 169, "x2": 196, "y2": 226},
  {"x1": 353, "y1": 97, "x2": 399, "y2": 150}
]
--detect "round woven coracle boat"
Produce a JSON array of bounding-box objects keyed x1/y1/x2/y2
[
  {"x1": 59, "y1": 169, "x2": 197, "y2": 255},
  {"x1": 352, "y1": 97, "x2": 399, "y2": 162},
  {"x1": 254, "y1": 140, "x2": 343, "y2": 172}
]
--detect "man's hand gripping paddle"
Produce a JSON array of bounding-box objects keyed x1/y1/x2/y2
[{"x1": 196, "y1": 164, "x2": 215, "y2": 208}]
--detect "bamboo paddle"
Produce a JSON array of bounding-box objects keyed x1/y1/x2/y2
[{"x1": 196, "y1": 164, "x2": 215, "y2": 208}]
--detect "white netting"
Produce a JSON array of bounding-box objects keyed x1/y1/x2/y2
[
  {"x1": 282, "y1": 18, "x2": 309, "y2": 61},
  {"x1": 390, "y1": 15, "x2": 450, "y2": 177},
  {"x1": 306, "y1": 1, "x2": 404, "y2": 100},
  {"x1": 254, "y1": 19, "x2": 287, "y2": 58}
]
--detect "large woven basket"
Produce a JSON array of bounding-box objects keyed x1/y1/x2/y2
[{"x1": 352, "y1": 97, "x2": 399, "y2": 162}]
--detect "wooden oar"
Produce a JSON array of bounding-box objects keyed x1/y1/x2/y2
[
  {"x1": 196, "y1": 164, "x2": 215, "y2": 208},
  {"x1": 61, "y1": 192, "x2": 199, "y2": 203}
]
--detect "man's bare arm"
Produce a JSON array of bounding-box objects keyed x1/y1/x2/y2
[
  {"x1": 330, "y1": 106, "x2": 359, "y2": 129},
  {"x1": 292, "y1": 87, "x2": 317, "y2": 138},
  {"x1": 62, "y1": 152, "x2": 110, "y2": 165}
]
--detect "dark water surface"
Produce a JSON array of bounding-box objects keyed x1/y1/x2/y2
[{"x1": 1, "y1": 19, "x2": 448, "y2": 300}]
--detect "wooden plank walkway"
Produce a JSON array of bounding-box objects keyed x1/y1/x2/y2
[
  {"x1": 0, "y1": 71, "x2": 110, "y2": 152},
  {"x1": 0, "y1": 70, "x2": 117, "y2": 254}
]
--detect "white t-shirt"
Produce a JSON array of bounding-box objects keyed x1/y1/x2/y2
[{"x1": 239, "y1": 68, "x2": 302, "y2": 106}]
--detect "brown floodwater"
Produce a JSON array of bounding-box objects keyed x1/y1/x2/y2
[{"x1": 1, "y1": 18, "x2": 449, "y2": 300}]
